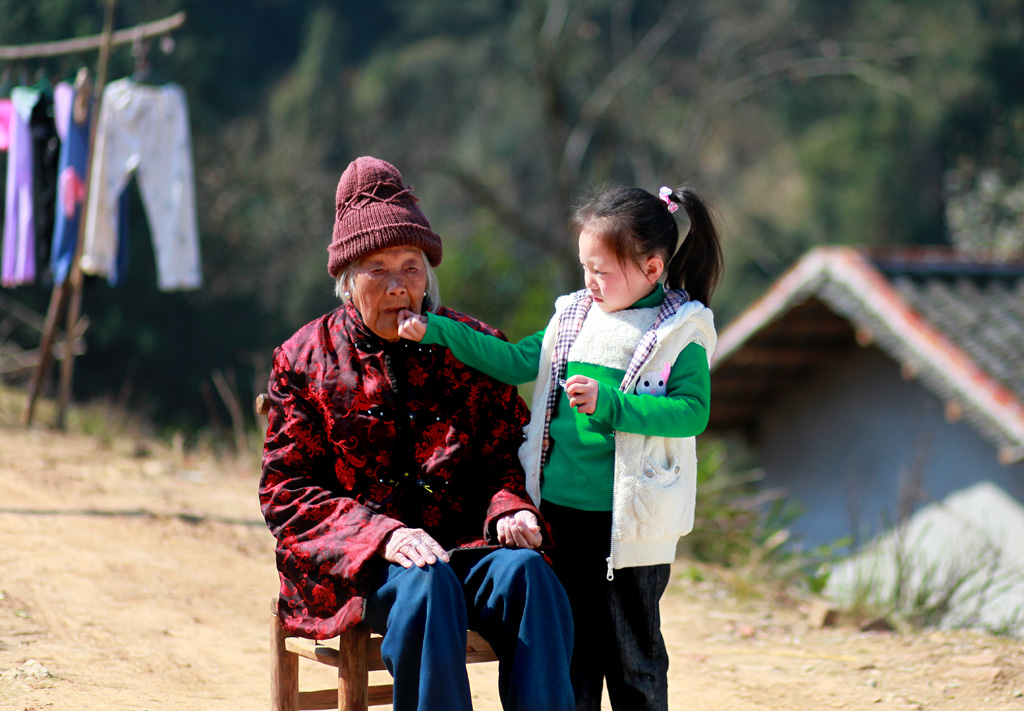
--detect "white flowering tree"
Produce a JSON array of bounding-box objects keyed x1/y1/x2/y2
[{"x1": 944, "y1": 169, "x2": 1024, "y2": 259}]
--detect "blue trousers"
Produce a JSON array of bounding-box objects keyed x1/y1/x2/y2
[{"x1": 364, "y1": 547, "x2": 575, "y2": 711}]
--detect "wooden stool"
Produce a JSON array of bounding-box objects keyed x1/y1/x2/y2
[{"x1": 271, "y1": 599, "x2": 497, "y2": 711}]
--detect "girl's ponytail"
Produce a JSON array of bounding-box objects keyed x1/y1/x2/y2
[{"x1": 665, "y1": 186, "x2": 724, "y2": 305}]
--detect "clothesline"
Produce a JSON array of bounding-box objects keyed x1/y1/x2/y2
[
  {"x1": 0, "y1": 12, "x2": 185, "y2": 60},
  {"x1": 0, "y1": 5, "x2": 193, "y2": 429}
]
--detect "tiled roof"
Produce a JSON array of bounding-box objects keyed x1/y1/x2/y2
[{"x1": 709, "y1": 246, "x2": 1024, "y2": 464}]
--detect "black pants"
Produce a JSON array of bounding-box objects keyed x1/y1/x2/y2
[{"x1": 542, "y1": 501, "x2": 671, "y2": 711}]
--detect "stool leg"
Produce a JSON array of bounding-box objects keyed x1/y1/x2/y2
[
  {"x1": 271, "y1": 607, "x2": 299, "y2": 711},
  {"x1": 338, "y1": 626, "x2": 370, "y2": 711}
]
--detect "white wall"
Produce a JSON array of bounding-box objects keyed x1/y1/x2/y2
[{"x1": 758, "y1": 346, "x2": 1024, "y2": 550}]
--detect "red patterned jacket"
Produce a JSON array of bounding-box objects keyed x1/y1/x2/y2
[{"x1": 260, "y1": 301, "x2": 540, "y2": 639}]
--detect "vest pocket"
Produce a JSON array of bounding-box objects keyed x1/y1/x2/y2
[
  {"x1": 642, "y1": 456, "x2": 680, "y2": 486},
  {"x1": 631, "y1": 456, "x2": 685, "y2": 539}
]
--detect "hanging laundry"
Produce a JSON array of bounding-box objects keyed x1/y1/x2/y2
[
  {"x1": 2, "y1": 83, "x2": 57, "y2": 288},
  {"x1": 0, "y1": 98, "x2": 11, "y2": 233},
  {"x1": 82, "y1": 77, "x2": 201, "y2": 291},
  {"x1": 49, "y1": 80, "x2": 131, "y2": 287},
  {"x1": 51, "y1": 81, "x2": 90, "y2": 285},
  {"x1": 32, "y1": 91, "x2": 59, "y2": 282},
  {"x1": 0, "y1": 98, "x2": 12, "y2": 150},
  {"x1": 4, "y1": 86, "x2": 40, "y2": 286}
]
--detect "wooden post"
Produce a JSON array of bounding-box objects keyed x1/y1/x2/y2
[
  {"x1": 338, "y1": 626, "x2": 370, "y2": 711},
  {"x1": 54, "y1": 0, "x2": 116, "y2": 429},
  {"x1": 270, "y1": 600, "x2": 299, "y2": 711},
  {"x1": 20, "y1": 286, "x2": 70, "y2": 425}
]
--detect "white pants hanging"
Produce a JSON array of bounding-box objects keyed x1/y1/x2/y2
[{"x1": 82, "y1": 78, "x2": 201, "y2": 290}]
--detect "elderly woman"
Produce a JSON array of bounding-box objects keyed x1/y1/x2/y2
[{"x1": 259, "y1": 156, "x2": 574, "y2": 711}]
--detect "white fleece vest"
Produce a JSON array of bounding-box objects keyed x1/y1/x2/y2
[{"x1": 520, "y1": 294, "x2": 717, "y2": 574}]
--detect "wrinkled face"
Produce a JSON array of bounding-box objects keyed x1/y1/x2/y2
[
  {"x1": 578, "y1": 228, "x2": 662, "y2": 313},
  {"x1": 350, "y1": 247, "x2": 427, "y2": 342}
]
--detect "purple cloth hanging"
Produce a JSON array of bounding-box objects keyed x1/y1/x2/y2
[{"x1": 2, "y1": 87, "x2": 40, "y2": 286}]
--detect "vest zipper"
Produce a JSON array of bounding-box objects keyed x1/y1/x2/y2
[
  {"x1": 607, "y1": 349, "x2": 658, "y2": 582},
  {"x1": 607, "y1": 432, "x2": 618, "y2": 582}
]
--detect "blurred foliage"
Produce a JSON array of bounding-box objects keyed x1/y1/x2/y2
[{"x1": 1, "y1": 0, "x2": 1023, "y2": 432}]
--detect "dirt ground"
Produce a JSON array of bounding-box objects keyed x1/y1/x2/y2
[{"x1": 1, "y1": 418, "x2": 1023, "y2": 711}]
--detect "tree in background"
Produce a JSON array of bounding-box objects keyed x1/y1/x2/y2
[
  {"x1": 346, "y1": 0, "x2": 921, "y2": 325},
  {"x1": 1, "y1": 0, "x2": 1021, "y2": 431},
  {"x1": 945, "y1": 169, "x2": 1024, "y2": 258}
]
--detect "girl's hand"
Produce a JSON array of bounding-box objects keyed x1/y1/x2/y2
[
  {"x1": 397, "y1": 310, "x2": 428, "y2": 341},
  {"x1": 496, "y1": 510, "x2": 543, "y2": 549},
  {"x1": 564, "y1": 375, "x2": 599, "y2": 415}
]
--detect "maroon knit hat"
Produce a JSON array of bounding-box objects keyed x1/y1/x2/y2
[{"x1": 327, "y1": 156, "x2": 443, "y2": 277}]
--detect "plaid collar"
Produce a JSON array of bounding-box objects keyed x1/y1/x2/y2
[
  {"x1": 539, "y1": 288, "x2": 688, "y2": 462},
  {"x1": 620, "y1": 288, "x2": 688, "y2": 390},
  {"x1": 540, "y1": 290, "x2": 592, "y2": 459}
]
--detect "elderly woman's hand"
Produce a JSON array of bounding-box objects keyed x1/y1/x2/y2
[
  {"x1": 381, "y1": 527, "x2": 451, "y2": 568},
  {"x1": 496, "y1": 510, "x2": 543, "y2": 549},
  {"x1": 397, "y1": 310, "x2": 428, "y2": 342}
]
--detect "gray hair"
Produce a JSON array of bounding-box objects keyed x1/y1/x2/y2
[{"x1": 334, "y1": 249, "x2": 441, "y2": 313}]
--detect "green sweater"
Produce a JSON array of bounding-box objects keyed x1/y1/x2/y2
[{"x1": 422, "y1": 288, "x2": 710, "y2": 511}]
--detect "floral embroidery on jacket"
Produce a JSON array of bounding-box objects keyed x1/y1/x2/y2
[{"x1": 260, "y1": 302, "x2": 540, "y2": 639}]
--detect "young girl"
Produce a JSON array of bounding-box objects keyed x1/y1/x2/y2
[{"x1": 399, "y1": 184, "x2": 723, "y2": 711}]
